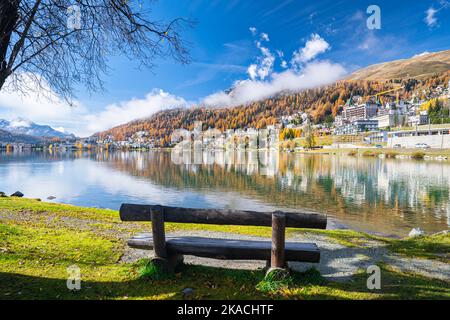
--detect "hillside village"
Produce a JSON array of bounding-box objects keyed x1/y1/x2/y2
[
  {"x1": 1, "y1": 79, "x2": 450, "y2": 152},
  {"x1": 94, "y1": 79, "x2": 450, "y2": 151}
]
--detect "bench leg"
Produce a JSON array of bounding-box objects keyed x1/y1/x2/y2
[
  {"x1": 168, "y1": 253, "x2": 184, "y2": 272},
  {"x1": 150, "y1": 257, "x2": 171, "y2": 273},
  {"x1": 150, "y1": 206, "x2": 171, "y2": 272},
  {"x1": 271, "y1": 211, "x2": 286, "y2": 269}
]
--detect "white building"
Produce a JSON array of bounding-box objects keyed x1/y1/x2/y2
[
  {"x1": 376, "y1": 111, "x2": 406, "y2": 128},
  {"x1": 407, "y1": 111, "x2": 429, "y2": 126}
]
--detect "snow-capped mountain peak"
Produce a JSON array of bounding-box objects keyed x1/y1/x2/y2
[
  {"x1": 9, "y1": 118, "x2": 32, "y2": 128},
  {"x1": 0, "y1": 118, "x2": 75, "y2": 139}
]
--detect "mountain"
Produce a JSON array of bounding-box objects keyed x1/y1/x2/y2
[
  {"x1": 0, "y1": 129, "x2": 42, "y2": 144},
  {"x1": 96, "y1": 52, "x2": 450, "y2": 146},
  {"x1": 348, "y1": 50, "x2": 450, "y2": 81},
  {"x1": 0, "y1": 118, "x2": 76, "y2": 140}
]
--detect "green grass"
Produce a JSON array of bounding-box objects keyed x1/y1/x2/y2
[
  {"x1": 256, "y1": 268, "x2": 326, "y2": 294},
  {"x1": 411, "y1": 151, "x2": 426, "y2": 159},
  {"x1": 0, "y1": 197, "x2": 449, "y2": 300},
  {"x1": 138, "y1": 260, "x2": 176, "y2": 281},
  {"x1": 300, "y1": 147, "x2": 450, "y2": 159},
  {"x1": 362, "y1": 150, "x2": 380, "y2": 157},
  {"x1": 383, "y1": 234, "x2": 449, "y2": 262},
  {"x1": 295, "y1": 136, "x2": 334, "y2": 147}
]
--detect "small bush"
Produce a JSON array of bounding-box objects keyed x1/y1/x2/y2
[
  {"x1": 384, "y1": 151, "x2": 398, "y2": 158},
  {"x1": 362, "y1": 150, "x2": 379, "y2": 157},
  {"x1": 138, "y1": 260, "x2": 173, "y2": 280},
  {"x1": 348, "y1": 150, "x2": 358, "y2": 156},
  {"x1": 256, "y1": 268, "x2": 326, "y2": 294},
  {"x1": 256, "y1": 269, "x2": 293, "y2": 293},
  {"x1": 281, "y1": 140, "x2": 296, "y2": 151},
  {"x1": 411, "y1": 151, "x2": 425, "y2": 159}
]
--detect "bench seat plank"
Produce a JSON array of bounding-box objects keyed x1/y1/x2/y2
[{"x1": 128, "y1": 234, "x2": 320, "y2": 263}]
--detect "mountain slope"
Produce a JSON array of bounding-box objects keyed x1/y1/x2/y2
[
  {"x1": 0, "y1": 119, "x2": 75, "y2": 139},
  {"x1": 348, "y1": 50, "x2": 450, "y2": 81},
  {"x1": 0, "y1": 129, "x2": 42, "y2": 144}
]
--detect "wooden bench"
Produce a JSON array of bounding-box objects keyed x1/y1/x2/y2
[{"x1": 120, "y1": 204, "x2": 327, "y2": 272}]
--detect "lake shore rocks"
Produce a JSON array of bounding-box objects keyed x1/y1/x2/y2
[{"x1": 408, "y1": 227, "x2": 425, "y2": 238}]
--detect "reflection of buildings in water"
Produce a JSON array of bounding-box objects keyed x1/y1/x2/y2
[
  {"x1": 170, "y1": 149, "x2": 280, "y2": 177},
  {"x1": 328, "y1": 156, "x2": 450, "y2": 223},
  {"x1": 168, "y1": 149, "x2": 450, "y2": 226}
]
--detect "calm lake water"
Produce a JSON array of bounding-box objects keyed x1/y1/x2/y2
[{"x1": 0, "y1": 149, "x2": 449, "y2": 236}]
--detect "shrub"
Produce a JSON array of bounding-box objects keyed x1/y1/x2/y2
[
  {"x1": 348, "y1": 150, "x2": 358, "y2": 156},
  {"x1": 384, "y1": 151, "x2": 398, "y2": 158},
  {"x1": 411, "y1": 151, "x2": 426, "y2": 159},
  {"x1": 281, "y1": 140, "x2": 296, "y2": 151},
  {"x1": 256, "y1": 268, "x2": 326, "y2": 294},
  {"x1": 138, "y1": 259, "x2": 173, "y2": 280},
  {"x1": 362, "y1": 150, "x2": 379, "y2": 157},
  {"x1": 256, "y1": 269, "x2": 293, "y2": 293}
]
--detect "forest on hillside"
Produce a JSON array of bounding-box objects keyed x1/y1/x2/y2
[{"x1": 97, "y1": 72, "x2": 450, "y2": 146}]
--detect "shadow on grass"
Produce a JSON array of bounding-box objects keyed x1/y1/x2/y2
[{"x1": 0, "y1": 262, "x2": 448, "y2": 300}]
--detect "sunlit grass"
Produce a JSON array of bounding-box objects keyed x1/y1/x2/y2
[{"x1": 1, "y1": 197, "x2": 449, "y2": 300}]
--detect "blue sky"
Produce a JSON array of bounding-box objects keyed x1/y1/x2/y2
[
  {"x1": 99, "y1": 0, "x2": 449, "y2": 101},
  {"x1": 0, "y1": 0, "x2": 449, "y2": 136}
]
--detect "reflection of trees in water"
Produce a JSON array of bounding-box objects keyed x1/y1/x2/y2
[
  {"x1": 0, "y1": 150, "x2": 86, "y2": 163},
  {"x1": 98, "y1": 151, "x2": 449, "y2": 233}
]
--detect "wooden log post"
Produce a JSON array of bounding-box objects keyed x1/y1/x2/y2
[
  {"x1": 271, "y1": 211, "x2": 286, "y2": 269},
  {"x1": 150, "y1": 206, "x2": 169, "y2": 271}
]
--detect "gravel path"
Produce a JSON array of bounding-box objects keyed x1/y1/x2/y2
[{"x1": 120, "y1": 230, "x2": 450, "y2": 282}]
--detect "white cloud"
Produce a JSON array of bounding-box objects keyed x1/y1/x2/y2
[
  {"x1": 413, "y1": 51, "x2": 431, "y2": 58},
  {"x1": 247, "y1": 64, "x2": 258, "y2": 80},
  {"x1": 83, "y1": 89, "x2": 189, "y2": 134},
  {"x1": 0, "y1": 73, "x2": 189, "y2": 136},
  {"x1": 247, "y1": 41, "x2": 275, "y2": 80},
  {"x1": 204, "y1": 32, "x2": 344, "y2": 108},
  {"x1": 249, "y1": 26, "x2": 257, "y2": 35},
  {"x1": 291, "y1": 34, "x2": 330, "y2": 66},
  {"x1": 260, "y1": 32, "x2": 270, "y2": 42},
  {"x1": 358, "y1": 33, "x2": 379, "y2": 51},
  {"x1": 425, "y1": 7, "x2": 438, "y2": 27},
  {"x1": 0, "y1": 73, "x2": 88, "y2": 134},
  {"x1": 203, "y1": 61, "x2": 346, "y2": 108},
  {"x1": 0, "y1": 31, "x2": 343, "y2": 136}
]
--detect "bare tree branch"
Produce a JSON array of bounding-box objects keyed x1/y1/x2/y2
[{"x1": 0, "y1": 0, "x2": 194, "y2": 103}]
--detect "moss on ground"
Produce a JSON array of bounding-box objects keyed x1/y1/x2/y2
[{"x1": 0, "y1": 197, "x2": 449, "y2": 300}]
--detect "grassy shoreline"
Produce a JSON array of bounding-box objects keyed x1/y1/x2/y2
[
  {"x1": 294, "y1": 147, "x2": 450, "y2": 158},
  {"x1": 0, "y1": 197, "x2": 448, "y2": 300}
]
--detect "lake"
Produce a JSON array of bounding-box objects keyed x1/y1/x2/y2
[{"x1": 0, "y1": 149, "x2": 449, "y2": 236}]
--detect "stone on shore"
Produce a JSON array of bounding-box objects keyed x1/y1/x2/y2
[
  {"x1": 408, "y1": 227, "x2": 425, "y2": 238},
  {"x1": 182, "y1": 288, "x2": 195, "y2": 299}
]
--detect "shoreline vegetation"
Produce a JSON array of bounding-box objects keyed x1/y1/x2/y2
[
  {"x1": 299, "y1": 147, "x2": 450, "y2": 159},
  {"x1": 0, "y1": 197, "x2": 448, "y2": 300}
]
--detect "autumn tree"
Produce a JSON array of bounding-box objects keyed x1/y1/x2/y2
[{"x1": 0, "y1": 0, "x2": 192, "y2": 102}]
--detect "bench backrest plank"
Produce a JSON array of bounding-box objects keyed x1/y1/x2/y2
[{"x1": 120, "y1": 204, "x2": 327, "y2": 229}]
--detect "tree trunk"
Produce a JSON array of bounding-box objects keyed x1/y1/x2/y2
[{"x1": 0, "y1": 0, "x2": 20, "y2": 90}]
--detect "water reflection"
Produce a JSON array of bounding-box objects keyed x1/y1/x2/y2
[{"x1": 0, "y1": 149, "x2": 449, "y2": 235}]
